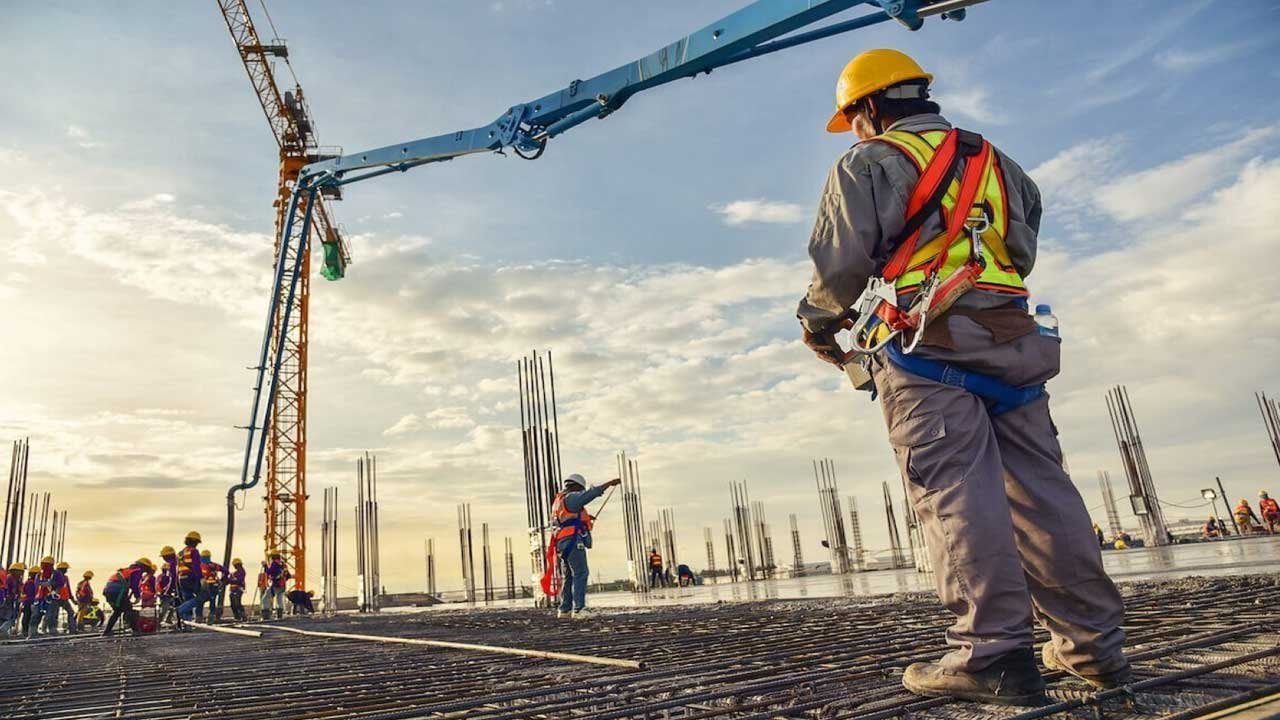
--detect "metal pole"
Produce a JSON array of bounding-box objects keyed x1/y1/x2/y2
[{"x1": 1217, "y1": 476, "x2": 1239, "y2": 535}]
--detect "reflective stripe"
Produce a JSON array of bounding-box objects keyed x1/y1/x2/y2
[
  {"x1": 550, "y1": 492, "x2": 592, "y2": 544},
  {"x1": 873, "y1": 130, "x2": 1026, "y2": 297}
]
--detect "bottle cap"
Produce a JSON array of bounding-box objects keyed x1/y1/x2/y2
[{"x1": 1035, "y1": 304, "x2": 1052, "y2": 315}]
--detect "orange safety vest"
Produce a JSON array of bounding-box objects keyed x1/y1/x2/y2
[
  {"x1": 178, "y1": 546, "x2": 199, "y2": 579},
  {"x1": 34, "y1": 568, "x2": 54, "y2": 599},
  {"x1": 550, "y1": 492, "x2": 593, "y2": 544},
  {"x1": 648, "y1": 553, "x2": 663, "y2": 569},
  {"x1": 1261, "y1": 498, "x2": 1279, "y2": 516},
  {"x1": 108, "y1": 565, "x2": 145, "y2": 585},
  {"x1": 75, "y1": 579, "x2": 93, "y2": 603}
]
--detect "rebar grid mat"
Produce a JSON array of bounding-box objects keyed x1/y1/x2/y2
[{"x1": 1, "y1": 575, "x2": 1277, "y2": 719}]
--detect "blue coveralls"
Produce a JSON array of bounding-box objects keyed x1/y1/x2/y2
[{"x1": 556, "y1": 484, "x2": 605, "y2": 613}]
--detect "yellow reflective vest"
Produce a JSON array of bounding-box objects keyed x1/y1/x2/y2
[{"x1": 873, "y1": 129, "x2": 1028, "y2": 297}]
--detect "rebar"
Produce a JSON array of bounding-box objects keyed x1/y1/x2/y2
[
  {"x1": 1099, "y1": 469, "x2": 1124, "y2": 539},
  {"x1": 1107, "y1": 385, "x2": 1169, "y2": 545}
]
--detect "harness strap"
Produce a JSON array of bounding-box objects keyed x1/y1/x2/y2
[{"x1": 884, "y1": 343, "x2": 1044, "y2": 417}]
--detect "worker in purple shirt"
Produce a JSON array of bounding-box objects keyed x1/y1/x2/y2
[
  {"x1": 176, "y1": 531, "x2": 206, "y2": 621},
  {"x1": 20, "y1": 567, "x2": 38, "y2": 636},
  {"x1": 260, "y1": 550, "x2": 290, "y2": 620},
  {"x1": 0, "y1": 563, "x2": 24, "y2": 636},
  {"x1": 227, "y1": 559, "x2": 247, "y2": 621},
  {"x1": 157, "y1": 545, "x2": 179, "y2": 625},
  {"x1": 102, "y1": 558, "x2": 155, "y2": 637}
]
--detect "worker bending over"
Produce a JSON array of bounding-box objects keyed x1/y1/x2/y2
[
  {"x1": 551, "y1": 473, "x2": 621, "y2": 619},
  {"x1": 287, "y1": 589, "x2": 315, "y2": 615},
  {"x1": 261, "y1": 550, "x2": 290, "y2": 620},
  {"x1": 102, "y1": 558, "x2": 155, "y2": 636},
  {"x1": 798, "y1": 50, "x2": 1129, "y2": 705},
  {"x1": 1259, "y1": 491, "x2": 1279, "y2": 533},
  {"x1": 1235, "y1": 499, "x2": 1260, "y2": 534}
]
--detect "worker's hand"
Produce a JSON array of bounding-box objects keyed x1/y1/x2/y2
[
  {"x1": 605, "y1": 478, "x2": 622, "y2": 489},
  {"x1": 802, "y1": 319, "x2": 852, "y2": 368}
]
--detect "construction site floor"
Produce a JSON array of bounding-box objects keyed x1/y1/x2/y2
[{"x1": 2, "y1": 574, "x2": 1278, "y2": 720}]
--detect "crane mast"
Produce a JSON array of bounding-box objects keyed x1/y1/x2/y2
[{"x1": 217, "y1": 0, "x2": 351, "y2": 591}]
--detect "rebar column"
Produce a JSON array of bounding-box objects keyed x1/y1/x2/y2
[
  {"x1": 1098, "y1": 469, "x2": 1124, "y2": 539},
  {"x1": 789, "y1": 513, "x2": 804, "y2": 577},
  {"x1": 703, "y1": 526, "x2": 717, "y2": 584},
  {"x1": 848, "y1": 496, "x2": 865, "y2": 572},
  {"x1": 1106, "y1": 385, "x2": 1169, "y2": 545}
]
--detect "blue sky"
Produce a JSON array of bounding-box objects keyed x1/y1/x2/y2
[{"x1": 2, "y1": 1, "x2": 1279, "y2": 591}]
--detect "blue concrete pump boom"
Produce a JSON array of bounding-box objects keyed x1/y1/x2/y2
[{"x1": 223, "y1": 0, "x2": 989, "y2": 573}]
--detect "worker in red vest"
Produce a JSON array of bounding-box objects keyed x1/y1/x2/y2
[
  {"x1": 157, "y1": 545, "x2": 179, "y2": 625},
  {"x1": 261, "y1": 550, "x2": 291, "y2": 620},
  {"x1": 102, "y1": 558, "x2": 155, "y2": 636},
  {"x1": 49, "y1": 561, "x2": 77, "y2": 634},
  {"x1": 798, "y1": 50, "x2": 1129, "y2": 704},
  {"x1": 20, "y1": 567, "x2": 38, "y2": 637},
  {"x1": 227, "y1": 558, "x2": 247, "y2": 621},
  {"x1": 28, "y1": 556, "x2": 57, "y2": 637},
  {"x1": 199, "y1": 550, "x2": 226, "y2": 622},
  {"x1": 1235, "y1": 499, "x2": 1260, "y2": 534},
  {"x1": 175, "y1": 531, "x2": 205, "y2": 621},
  {"x1": 0, "y1": 562, "x2": 24, "y2": 636},
  {"x1": 1259, "y1": 491, "x2": 1280, "y2": 534},
  {"x1": 647, "y1": 549, "x2": 665, "y2": 588},
  {"x1": 550, "y1": 473, "x2": 620, "y2": 619},
  {"x1": 73, "y1": 571, "x2": 95, "y2": 629}
]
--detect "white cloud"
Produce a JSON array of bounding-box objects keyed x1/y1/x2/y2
[
  {"x1": 710, "y1": 199, "x2": 807, "y2": 226},
  {"x1": 66, "y1": 124, "x2": 101, "y2": 149},
  {"x1": 1085, "y1": 0, "x2": 1212, "y2": 82},
  {"x1": 933, "y1": 86, "x2": 1004, "y2": 126},
  {"x1": 1154, "y1": 41, "x2": 1254, "y2": 72},
  {"x1": 383, "y1": 414, "x2": 423, "y2": 437}
]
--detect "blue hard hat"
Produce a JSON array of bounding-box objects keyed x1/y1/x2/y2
[{"x1": 1035, "y1": 304, "x2": 1052, "y2": 314}]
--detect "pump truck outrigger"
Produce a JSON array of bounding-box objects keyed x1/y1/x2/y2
[{"x1": 220, "y1": 0, "x2": 990, "y2": 602}]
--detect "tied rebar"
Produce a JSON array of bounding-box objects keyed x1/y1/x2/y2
[
  {"x1": 1107, "y1": 385, "x2": 1170, "y2": 546},
  {"x1": 518, "y1": 350, "x2": 564, "y2": 607}
]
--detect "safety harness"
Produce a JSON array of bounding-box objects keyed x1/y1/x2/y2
[
  {"x1": 835, "y1": 127, "x2": 1045, "y2": 417},
  {"x1": 538, "y1": 491, "x2": 594, "y2": 597}
]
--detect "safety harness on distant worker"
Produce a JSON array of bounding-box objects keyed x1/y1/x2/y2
[
  {"x1": 538, "y1": 490, "x2": 595, "y2": 596},
  {"x1": 833, "y1": 127, "x2": 1044, "y2": 417}
]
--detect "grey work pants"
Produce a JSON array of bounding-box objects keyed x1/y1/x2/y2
[{"x1": 871, "y1": 314, "x2": 1127, "y2": 676}]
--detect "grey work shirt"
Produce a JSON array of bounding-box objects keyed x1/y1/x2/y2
[{"x1": 796, "y1": 114, "x2": 1043, "y2": 333}]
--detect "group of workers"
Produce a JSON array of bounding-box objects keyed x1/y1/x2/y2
[
  {"x1": 1227, "y1": 492, "x2": 1280, "y2": 535},
  {"x1": 645, "y1": 550, "x2": 697, "y2": 587},
  {"x1": 0, "y1": 556, "x2": 102, "y2": 638},
  {"x1": 1, "y1": 529, "x2": 311, "y2": 639}
]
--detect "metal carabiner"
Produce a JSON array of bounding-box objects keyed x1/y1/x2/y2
[
  {"x1": 899, "y1": 275, "x2": 938, "y2": 355},
  {"x1": 843, "y1": 277, "x2": 901, "y2": 357},
  {"x1": 964, "y1": 212, "x2": 990, "y2": 262}
]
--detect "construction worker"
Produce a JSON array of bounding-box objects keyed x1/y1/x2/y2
[
  {"x1": 676, "y1": 564, "x2": 697, "y2": 587},
  {"x1": 227, "y1": 558, "x2": 247, "y2": 621},
  {"x1": 175, "y1": 531, "x2": 205, "y2": 621},
  {"x1": 199, "y1": 549, "x2": 225, "y2": 622},
  {"x1": 75, "y1": 571, "x2": 94, "y2": 618},
  {"x1": 0, "y1": 562, "x2": 23, "y2": 636},
  {"x1": 102, "y1": 558, "x2": 155, "y2": 636},
  {"x1": 1202, "y1": 517, "x2": 1220, "y2": 539},
  {"x1": 50, "y1": 561, "x2": 77, "y2": 634},
  {"x1": 20, "y1": 567, "x2": 38, "y2": 637},
  {"x1": 1259, "y1": 491, "x2": 1280, "y2": 534},
  {"x1": 157, "y1": 545, "x2": 179, "y2": 625},
  {"x1": 550, "y1": 473, "x2": 621, "y2": 619},
  {"x1": 29, "y1": 555, "x2": 56, "y2": 637},
  {"x1": 78, "y1": 599, "x2": 105, "y2": 631},
  {"x1": 261, "y1": 549, "x2": 290, "y2": 620},
  {"x1": 798, "y1": 50, "x2": 1129, "y2": 704},
  {"x1": 1092, "y1": 524, "x2": 1105, "y2": 548},
  {"x1": 286, "y1": 589, "x2": 315, "y2": 615},
  {"x1": 647, "y1": 548, "x2": 665, "y2": 588},
  {"x1": 1235, "y1": 499, "x2": 1260, "y2": 534}
]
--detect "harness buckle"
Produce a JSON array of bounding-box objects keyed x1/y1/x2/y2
[{"x1": 842, "y1": 277, "x2": 901, "y2": 359}]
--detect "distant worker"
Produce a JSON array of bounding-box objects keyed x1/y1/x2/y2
[
  {"x1": 1202, "y1": 517, "x2": 1220, "y2": 539},
  {"x1": 798, "y1": 49, "x2": 1129, "y2": 705},
  {"x1": 157, "y1": 545, "x2": 179, "y2": 625},
  {"x1": 0, "y1": 563, "x2": 23, "y2": 636},
  {"x1": 175, "y1": 531, "x2": 205, "y2": 621},
  {"x1": 20, "y1": 567, "x2": 38, "y2": 637},
  {"x1": 549, "y1": 473, "x2": 621, "y2": 619},
  {"x1": 1259, "y1": 491, "x2": 1280, "y2": 534},
  {"x1": 1092, "y1": 524, "x2": 1105, "y2": 548},
  {"x1": 76, "y1": 570, "x2": 95, "y2": 608},
  {"x1": 29, "y1": 555, "x2": 56, "y2": 637},
  {"x1": 676, "y1": 564, "x2": 697, "y2": 587},
  {"x1": 102, "y1": 558, "x2": 155, "y2": 636},
  {"x1": 1215, "y1": 518, "x2": 1231, "y2": 537},
  {"x1": 227, "y1": 558, "x2": 247, "y2": 621},
  {"x1": 648, "y1": 548, "x2": 665, "y2": 588},
  {"x1": 1113, "y1": 533, "x2": 1131, "y2": 550},
  {"x1": 287, "y1": 589, "x2": 315, "y2": 615},
  {"x1": 261, "y1": 549, "x2": 290, "y2": 620},
  {"x1": 1235, "y1": 499, "x2": 1260, "y2": 534},
  {"x1": 78, "y1": 599, "x2": 105, "y2": 631},
  {"x1": 199, "y1": 550, "x2": 225, "y2": 622},
  {"x1": 51, "y1": 561, "x2": 77, "y2": 634}
]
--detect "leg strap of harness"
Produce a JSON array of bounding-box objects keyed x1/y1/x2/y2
[{"x1": 884, "y1": 342, "x2": 1044, "y2": 416}]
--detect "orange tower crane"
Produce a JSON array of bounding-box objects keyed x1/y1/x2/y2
[{"x1": 216, "y1": 0, "x2": 350, "y2": 590}]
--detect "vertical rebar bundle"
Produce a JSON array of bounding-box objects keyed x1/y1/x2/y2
[
  {"x1": 518, "y1": 351, "x2": 564, "y2": 606},
  {"x1": 1106, "y1": 385, "x2": 1169, "y2": 546},
  {"x1": 722, "y1": 518, "x2": 739, "y2": 582},
  {"x1": 321, "y1": 486, "x2": 338, "y2": 613},
  {"x1": 618, "y1": 453, "x2": 649, "y2": 593},
  {"x1": 789, "y1": 513, "x2": 804, "y2": 577},
  {"x1": 457, "y1": 503, "x2": 476, "y2": 603},
  {"x1": 504, "y1": 537, "x2": 515, "y2": 600},
  {"x1": 729, "y1": 482, "x2": 757, "y2": 581},
  {"x1": 354, "y1": 454, "x2": 381, "y2": 611},
  {"x1": 2, "y1": 439, "x2": 30, "y2": 566},
  {"x1": 848, "y1": 497, "x2": 866, "y2": 572},
  {"x1": 28, "y1": 492, "x2": 50, "y2": 565},
  {"x1": 899, "y1": 476, "x2": 929, "y2": 572},
  {"x1": 1258, "y1": 392, "x2": 1280, "y2": 472},
  {"x1": 814, "y1": 459, "x2": 851, "y2": 574},
  {"x1": 1098, "y1": 470, "x2": 1123, "y2": 539},
  {"x1": 750, "y1": 500, "x2": 774, "y2": 578},
  {"x1": 659, "y1": 508, "x2": 679, "y2": 574},
  {"x1": 481, "y1": 522, "x2": 494, "y2": 603},
  {"x1": 703, "y1": 526, "x2": 717, "y2": 584},
  {"x1": 425, "y1": 538, "x2": 437, "y2": 597},
  {"x1": 883, "y1": 481, "x2": 908, "y2": 569}
]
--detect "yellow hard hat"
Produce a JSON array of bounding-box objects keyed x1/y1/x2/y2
[
  {"x1": 200, "y1": 550, "x2": 212, "y2": 559},
  {"x1": 83, "y1": 570, "x2": 94, "y2": 578},
  {"x1": 185, "y1": 531, "x2": 202, "y2": 543},
  {"x1": 136, "y1": 557, "x2": 156, "y2": 572},
  {"x1": 160, "y1": 545, "x2": 176, "y2": 557},
  {"x1": 232, "y1": 558, "x2": 243, "y2": 566},
  {"x1": 1260, "y1": 490, "x2": 1270, "y2": 497},
  {"x1": 826, "y1": 48, "x2": 933, "y2": 133},
  {"x1": 56, "y1": 561, "x2": 69, "y2": 571},
  {"x1": 268, "y1": 548, "x2": 282, "y2": 557},
  {"x1": 40, "y1": 555, "x2": 55, "y2": 566},
  {"x1": 8, "y1": 562, "x2": 24, "y2": 572}
]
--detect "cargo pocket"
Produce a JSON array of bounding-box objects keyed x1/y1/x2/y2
[{"x1": 888, "y1": 413, "x2": 947, "y2": 492}]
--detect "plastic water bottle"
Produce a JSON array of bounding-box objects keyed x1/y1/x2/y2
[{"x1": 1034, "y1": 304, "x2": 1059, "y2": 338}]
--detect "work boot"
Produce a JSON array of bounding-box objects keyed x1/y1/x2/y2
[
  {"x1": 903, "y1": 648, "x2": 1046, "y2": 706},
  {"x1": 556, "y1": 609, "x2": 570, "y2": 619},
  {"x1": 1042, "y1": 643, "x2": 1132, "y2": 690},
  {"x1": 572, "y1": 608, "x2": 593, "y2": 620}
]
